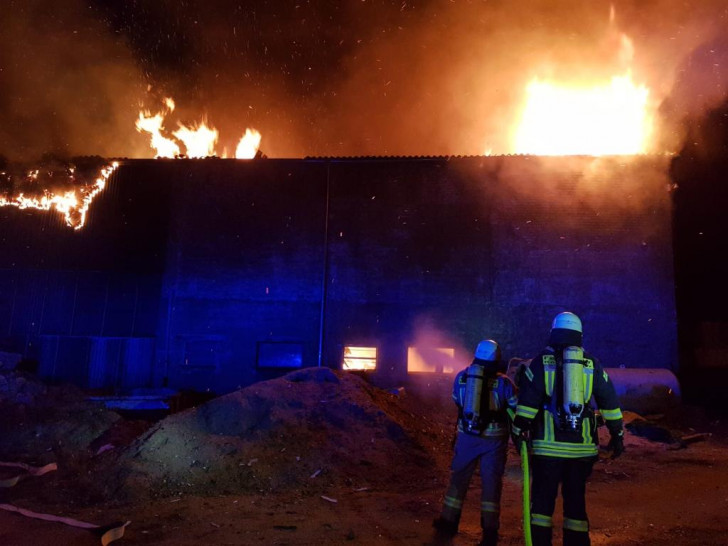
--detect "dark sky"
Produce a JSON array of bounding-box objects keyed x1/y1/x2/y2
[{"x1": 0, "y1": 0, "x2": 727, "y2": 160}]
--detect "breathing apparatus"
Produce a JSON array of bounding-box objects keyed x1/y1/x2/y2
[
  {"x1": 463, "y1": 363, "x2": 485, "y2": 434},
  {"x1": 561, "y1": 345, "x2": 586, "y2": 430},
  {"x1": 462, "y1": 339, "x2": 501, "y2": 435},
  {"x1": 550, "y1": 312, "x2": 587, "y2": 431}
]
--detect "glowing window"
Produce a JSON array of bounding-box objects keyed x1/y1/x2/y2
[
  {"x1": 407, "y1": 347, "x2": 456, "y2": 373},
  {"x1": 343, "y1": 346, "x2": 377, "y2": 371}
]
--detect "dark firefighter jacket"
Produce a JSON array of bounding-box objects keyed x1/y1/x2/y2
[{"x1": 514, "y1": 347, "x2": 623, "y2": 458}]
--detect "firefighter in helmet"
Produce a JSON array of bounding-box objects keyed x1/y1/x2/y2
[
  {"x1": 512, "y1": 312, "x2": 625, "y2": 546},
  {"x1": 433, "y1": 339, "x2": 518, "y2": 546}
]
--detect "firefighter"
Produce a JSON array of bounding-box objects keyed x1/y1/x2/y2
[
  {"x1": 511, "y1": 312, "x2": 625, "y2": 546},
  {"x1": 433, "y1": 339, "x2": 518, "y2": 546}
]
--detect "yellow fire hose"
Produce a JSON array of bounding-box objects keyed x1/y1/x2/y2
[{"x1": 521, "y1": 441, "x2": 533, "y2": 546}]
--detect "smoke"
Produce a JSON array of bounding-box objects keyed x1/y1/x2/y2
[
  {"x1": 0, "y1": 2, "x2": 151, "y2": 161},
  {"x1": 409, "y1": 315, "x2": 471, "y2": 373},
  {"x1": 316, "y1": 0, "x2": 728, "y2": 157},
  {"x1": 490, "y1": 154, "x2": 674, "y2": 228},
  {"x1": 1, "y1": 1, "x2": 727, "y2": 159}
]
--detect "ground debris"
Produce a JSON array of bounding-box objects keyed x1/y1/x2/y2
[
  {"x1": 668, "y1": 432, "x2": 713, "y2": 450},
  {"x1": 680, "y1": 432, "x2": 711, "y2": 444}
]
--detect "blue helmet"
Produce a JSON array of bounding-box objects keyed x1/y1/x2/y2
[{"x1": 474, "y1": 339, "x2": 501, "y2": 362}]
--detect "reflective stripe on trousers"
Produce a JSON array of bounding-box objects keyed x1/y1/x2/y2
[
  {"x1": 530, "y1": 455, "x2": 594, "y2": 546},
  {"x1": 440, "y1": 432, "x2": 508, "y2": 531}
]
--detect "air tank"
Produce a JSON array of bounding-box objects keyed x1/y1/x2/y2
[
  {"x1": 463, "y1": 363, "x2": 485, "y2": 434},
  {"x1": 562, "y1": 346, "x2": 585, "y2": 430}
]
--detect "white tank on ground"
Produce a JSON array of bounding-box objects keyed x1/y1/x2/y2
[
  {"x1": 604, "y1": 367, "x2": 681, "y2": 415},
  {"x1": 506, "y1": 359, "x2": 681, "y2": 415}
]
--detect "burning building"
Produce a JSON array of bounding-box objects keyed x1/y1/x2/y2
[
  {"x1": 9, "y1": 1, "x2": 728, "y2": 406},
  {"x1": 0, "y1": 154, "x2": 676, "y2": 396}
]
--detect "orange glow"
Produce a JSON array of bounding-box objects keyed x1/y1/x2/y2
[
  {"x1": 0, "y1": 162, "x2": 118, "y2": 230},
  {"x1": 235, "y1": 129, "x2": 262, "y2": 159},
  {"x1": 512, "y1": 73, "x2": 652, "y2": 156},
  {"x1": 508, "y1": 27, "x2": 654, "y2": 157},
  {"x1": 342, "y1": 346, "x2": 377, "y2": 371},
  {"x1": 136, "y1": 111, "x2": 180, "y2": 158},
  {"x1": 137, "y1": 97, "x2": 262, "y2": 159},
  {"x1": 173, "y1": 120, "x2": 219, "y2": 159},
  {"x1": 407, "y1": 347, "x2": 456, "y2": 373}
]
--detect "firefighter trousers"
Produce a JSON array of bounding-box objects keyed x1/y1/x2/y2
[
  {"x1": 530, "y1": 455, "x2": 595, "y2": 546},
  {"x1": 440, "y1": 432, "x2": 508, "y2": 532}
]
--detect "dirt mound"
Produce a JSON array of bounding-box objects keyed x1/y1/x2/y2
[
  {"x1": 111, "y1": 368, "x2": 452, "y2": 501},
  {"x1": 0, "y1": 371, "x2": 120, "y2": 463}
]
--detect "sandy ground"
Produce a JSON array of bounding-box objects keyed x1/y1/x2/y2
[{"x1": 0, "y1": 368, "x2": 726, "y2": 546}]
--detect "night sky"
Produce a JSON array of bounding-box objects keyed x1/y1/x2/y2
[{"x1": 0, "y1": 0, "x2": 727, "y2": 160}]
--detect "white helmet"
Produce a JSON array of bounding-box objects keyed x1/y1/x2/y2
[
  {"x1": 551, "y1": 312, "x2": 582, "y2": 333},
  {"x1": 474, "y1": 339, "x2": 501, "y2": 362}
]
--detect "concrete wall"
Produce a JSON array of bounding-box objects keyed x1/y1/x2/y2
[{"x1": 0, "y1": 156, "x2": 677, "y2": 393}]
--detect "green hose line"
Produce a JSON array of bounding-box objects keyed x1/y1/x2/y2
[{"x1": 521, "y1": 441, "x2": 533, "y2": 546}]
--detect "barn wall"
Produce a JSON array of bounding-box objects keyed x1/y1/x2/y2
[
  {"x1": 0, "y1": 162, "x2": 169, "y2": 389},
  {"x1": 487, "y1": 156, "x2": 676, "y2": 370},
  {"x1": 323, "y1": 156, "x2": 676, "y2": 386},
  {"x1": 153, "y1": 160, "x2": 328, "y2": 391},
  {"x1": 0, "y1": 156, "x2": 676, "y2": 393}
]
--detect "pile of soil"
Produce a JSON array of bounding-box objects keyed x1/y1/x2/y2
[
  {"x1": 109, "y1": 367, "x2": 455, "y2": 501},
  {"x1": 0, "y1": 371, "x2": 121, "y2": 464}
]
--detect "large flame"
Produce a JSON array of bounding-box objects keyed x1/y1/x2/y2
[
  {"x1": 136, "y1": 97, "x2": 261, "y2": 159},
  {"x1": 0, "y1": 162, "x2": 119, "y2": 230},
  {"x1": 508, "y1": 24, "x2": 654, "y2": 157},
  {"x1": 512, "y1": 73, "x2": 652, "y2": 156}
]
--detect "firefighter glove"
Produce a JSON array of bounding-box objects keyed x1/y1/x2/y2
[
  {"x1": 511, "y1": 415, "x2": 532, "y2": 452},
  {"x1": 608, "y1": 429, "x2": 625, "y2": 459}
]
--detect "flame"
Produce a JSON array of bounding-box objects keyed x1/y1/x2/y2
[
  {"x1": 235, "y1": 129, "x2": 262, "y2": 159},
  {"x1": 173, "y1": 120, "x2": 219, "y2": 159},
  {"x1": 137, "y1": 97, "x2": 262, "y2": 159},
  {"x1": 508, "y1": 25, "x2": 654, "y2": 157},
  {"x1": 0, "y1": 163, "x2": 118, "y2": 230},
  {"x1": 512, "y1": 73, "x2": 652, "y2": 156},
  {"x1": 136, "y1": 111, "x2": 180, "y2": 158}
]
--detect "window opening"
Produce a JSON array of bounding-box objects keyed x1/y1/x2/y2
[
  {"x1": 407, "y1": 346, "x2": 455, "y2": 373},
  {"x1": 343, "y1": 346, "x2": 377, "y2": 371}
]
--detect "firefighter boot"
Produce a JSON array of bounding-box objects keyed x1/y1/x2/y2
[
  {"x1": 430, "y1": 517, "x2": 458, "y2": 545},
  {"x1": 531, "y1": 524, "x2": 553, "y2": 546},
  {"x1": 478, "y1": 527, "x2": 499, "y2": 546},
  {"x1": 563, "y1": 528, "x2": 590, "y2": 546}
]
